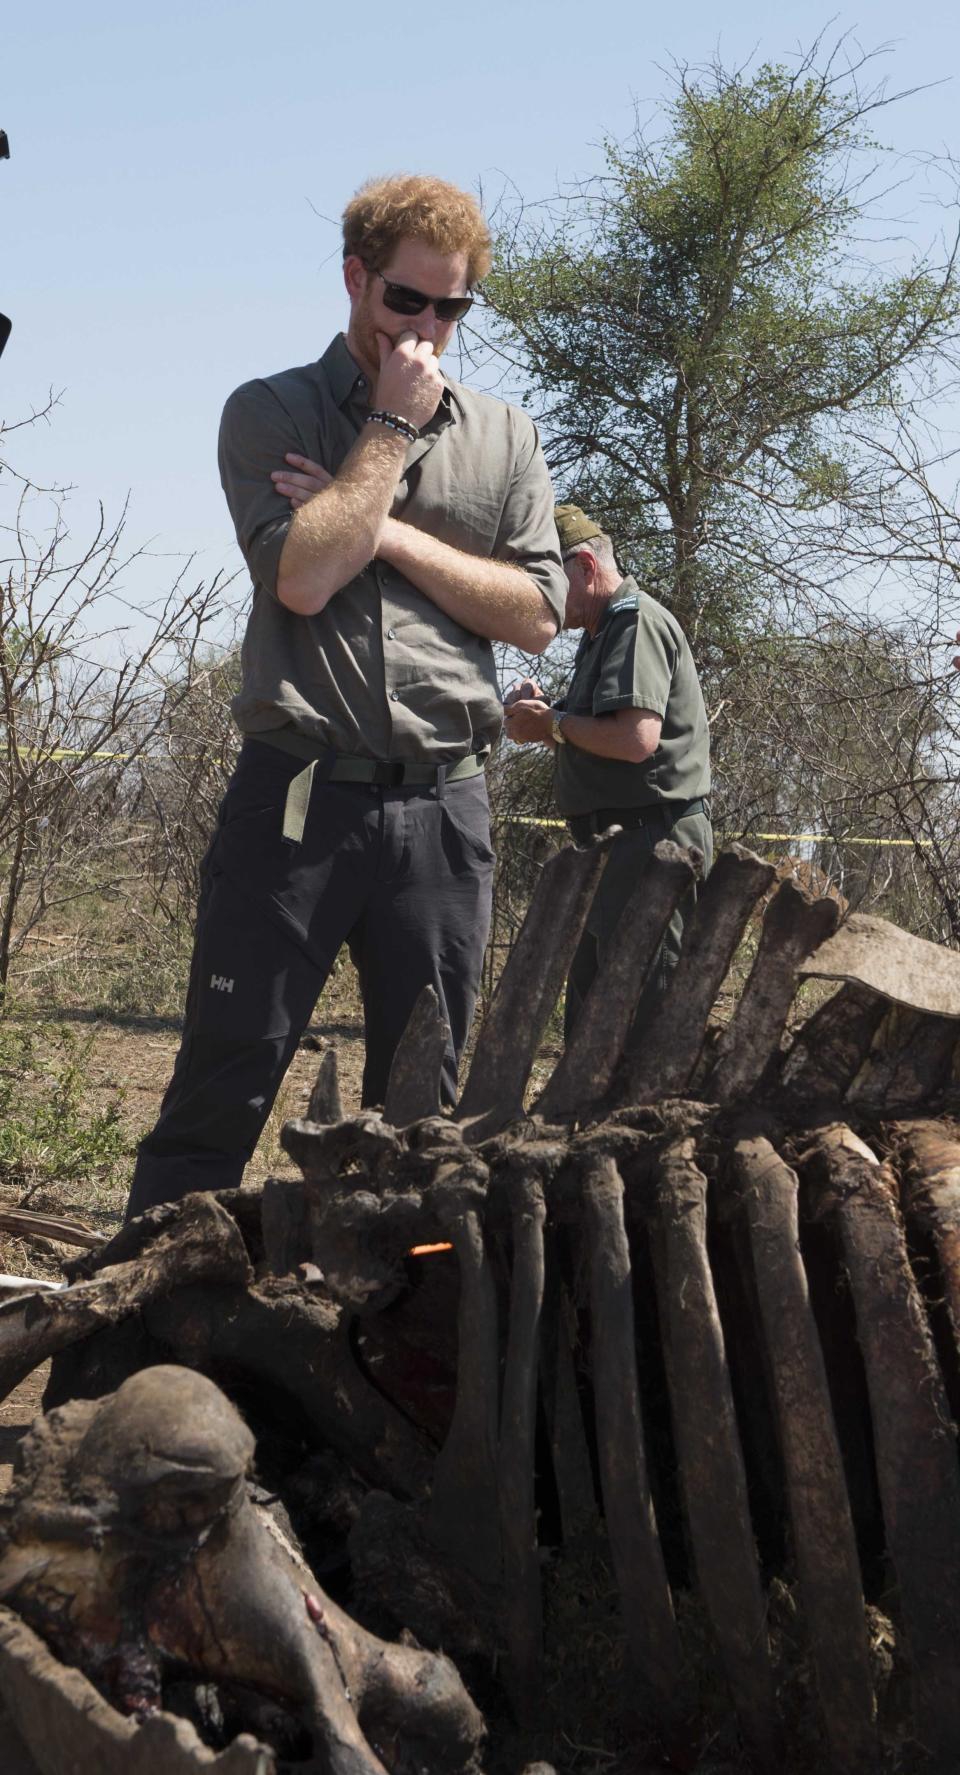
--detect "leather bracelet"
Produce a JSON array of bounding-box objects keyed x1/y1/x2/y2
[{"x1": 365, "y1": 409, "x2": 419, "y2": 443}]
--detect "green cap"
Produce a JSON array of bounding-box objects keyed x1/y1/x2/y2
[{"x1": 555, "y1": 503, "x2": 603, "y2": 553}]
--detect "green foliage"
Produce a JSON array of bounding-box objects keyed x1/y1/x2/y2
[
  {"x1": 481, "y1": 45, "x2": 960, "y2": 648},
  {"x1": 0, "y1": 1020, "x2": 131, "y2": 1191}
]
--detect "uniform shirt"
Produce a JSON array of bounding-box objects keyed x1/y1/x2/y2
[
  {"x1": 553, "y1": 576, "x2": 711, "y2": 817},
  {"x1": 218, "y1": 333, "x2": 566, "y2": 762}
]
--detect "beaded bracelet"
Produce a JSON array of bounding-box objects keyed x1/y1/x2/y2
[{"x1": 365, "y1": 409, "x2": 420, "y2": 443}]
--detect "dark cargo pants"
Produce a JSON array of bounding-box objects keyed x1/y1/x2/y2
[
  {"x1": 127, "y1": 740, "x2": 494, "y2": 1218},
  {"x1": 564, "y1": 801, "x2": 713, "y2": 1041}
]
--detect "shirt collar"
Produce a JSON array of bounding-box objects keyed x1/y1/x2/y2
[
  {"x1": 319, "y1": 332, "x2": 460, "y2": 420},
  {"x1": 596, "y1": 573, "x2": 638, "y2": 633},
  {"x1": 320, "y1": 334, "x2": 370, "y2": 409}
]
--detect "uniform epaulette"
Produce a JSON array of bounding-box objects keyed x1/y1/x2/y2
[{"x1": 608, "y1": 593, "x2": 640, "y2": 615}]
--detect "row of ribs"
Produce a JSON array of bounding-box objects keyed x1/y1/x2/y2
[{"x1": 1, "y1": 835, "x2": 960, "y2": 1772}]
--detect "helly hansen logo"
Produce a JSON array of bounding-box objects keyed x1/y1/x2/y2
[{"x1": 210, "y1": 974, "x2": 234, "y2": 994}]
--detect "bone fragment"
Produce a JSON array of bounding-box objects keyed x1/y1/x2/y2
[
  {"x1": 654, "y1": 1140, "x2": 782, "y2": 1769},
  {"x1": 383, "y1": 985, "x2": 449, "y2": 1127},
  {"x1": 845, "y1": 1005, "x2": 958, "y2": 1110},
  {"x1": 889, "y1": 1118, "x2": 960, "y2": 1362},
  {"x1": 618, "y1": 845, "x2": 776, "y2": 1105},
  {"x1": 498, "y1": 1172, "x2": 546, "y2": 1721},
  {"x1": 0, "y1": 1194, "x2": 251, "y2": 1406},
  {"x1": 0, "y1": 1607, "x2": 270, "y2": 1775},
  {"x1": 0, "y1": 1207, "x2": 105, "y2": 1250},
  {"x1": 580, "y1": 1152, "x2": 685, "y2": 1735},
  {"x1": 457, "y1": 837, "x2": 612, "y2": 1135},
  {"x1": 426, "y1": 1160, "x2": 501, "y2": 1582},
  {"x1": 306, "y1": 1044, "x2": 343, "y2": 1124},
  {"x1": 732, "y1": 1135, "x2": 877, "y2": 1773},
  {"x1": 780, "y1": 983, "x2": 887, "y2": 1101},
  {"x1": 708, "y1": 877, "x2": 839, "y2": 1103},
  {"x1": 798, "y1": 912, "x2": 960, "y2": 1017},
  {"x1": 797, "y1": 1124, "x2": 960, "y2": 1764},
  {"x1": 535, "y1": 840, "x2": 699, "y2": 1122}
]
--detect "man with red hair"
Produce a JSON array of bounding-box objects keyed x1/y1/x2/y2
[{"x1": 127, "y1": 175, "x2": 565, "y2": 1218}]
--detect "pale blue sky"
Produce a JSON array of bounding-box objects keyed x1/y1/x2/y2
[{"x1": 2, "y1": 2, "x2": 959, "y2": 640}]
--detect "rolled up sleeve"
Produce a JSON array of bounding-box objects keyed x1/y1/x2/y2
[
  {"x1": 494, "y1": 418, "x2": 567, "y2": 631},
  {"x1": 218, "y1": 381, "x2": 303, "y2": 600},
  {"x1": 594, "y1": 608, "x2": 675, "y2": 716}
]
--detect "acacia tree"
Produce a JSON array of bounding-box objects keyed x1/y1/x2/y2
[
  {"x1": 475, "y1": 37, "x2": 960, "y2": 648},
  {"x1": 477, "y1": 38, "x2": 960, "y2": 940}
]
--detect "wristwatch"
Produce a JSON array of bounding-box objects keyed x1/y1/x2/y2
[{"x1": 550, "y1": 708, "x2": 568, "y2": 746}]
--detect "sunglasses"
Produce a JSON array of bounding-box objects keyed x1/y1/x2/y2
[{"x1": 372, "y1": 269, "x2": 473, "y2": 324}]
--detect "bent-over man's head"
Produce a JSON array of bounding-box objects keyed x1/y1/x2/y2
[
  {"x1": 555, "y1": 503, "x2": 622, "y2": 632},
  {"x1": 342, "y1": 175, "x2": 491, "y2": 376}
]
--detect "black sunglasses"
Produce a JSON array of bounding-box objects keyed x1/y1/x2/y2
[{"x1": 372, "y1": 269, "x2": 473, "y2": 323}]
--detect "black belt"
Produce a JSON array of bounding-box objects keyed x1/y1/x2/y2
[
  {"x1": 252, "y1": 729, "x2": 490, "y2": 787},
  {"x1": 250, "y1": 731, "x2": 490, "y2": 845},
  {"x1": 567, "y1": 796, "x2": 709, "y2": 844}
]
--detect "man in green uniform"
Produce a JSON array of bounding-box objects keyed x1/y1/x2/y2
[{"x1": 504, "y1": 503, "x2": 712, "y2": 1037}]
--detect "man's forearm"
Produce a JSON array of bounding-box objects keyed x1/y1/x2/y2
[
  {"x1": 276, "y1": 427, "x2": 408, "y2": 615},
  {"x1": 504, "y1": 697, "x2": 661, "y2": 763},
  {"x1": 558, "y1": 709, "x2": 660, "y2": 762},
  {"x1": 378, "y1": 517, "x2": 557, "y2": 653}
]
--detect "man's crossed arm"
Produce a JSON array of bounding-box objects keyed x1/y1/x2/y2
[{"x1": 272, "y1": 333, "x2": 557, "y2": 655}]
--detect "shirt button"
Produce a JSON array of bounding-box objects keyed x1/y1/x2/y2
[
  {"x1": 391, "y1": 690, "x2": 401, "y2": 702},
  {"x1": 386, "y1": 628, "x2": 396, "y2": 640}
]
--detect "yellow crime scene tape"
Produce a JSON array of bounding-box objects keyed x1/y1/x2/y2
[
  {"x1": 12, "y1": 751, "x2": 934, "y2": 848},
  {"x1": 503, "y1": 815, "x2": 932, "y2": 847}
]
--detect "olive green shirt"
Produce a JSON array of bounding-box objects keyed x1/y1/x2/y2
[
  {"x1": 218, "y1": 334, "x2": 566, "y2": 761},
  {"x1": 553, "y1": 576, "x2": 711, "y2": 817}
]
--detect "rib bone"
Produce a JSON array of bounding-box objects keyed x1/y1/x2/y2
[{"x1": 732, "y1": 1135, "x2": 877, "y2": 1772}]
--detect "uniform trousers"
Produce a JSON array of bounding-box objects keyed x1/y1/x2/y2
[{"x1": 127, "y1": 740, "x2": 494, "y2": 1218}]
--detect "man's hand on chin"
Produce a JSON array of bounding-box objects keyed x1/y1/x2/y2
[{"x1": 374, "y1": 329, "x2": 444, "y2": 429}]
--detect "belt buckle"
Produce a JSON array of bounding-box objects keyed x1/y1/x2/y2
[{"x1": 372, "y1": 760, "x2": 405, "y2": 786}]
